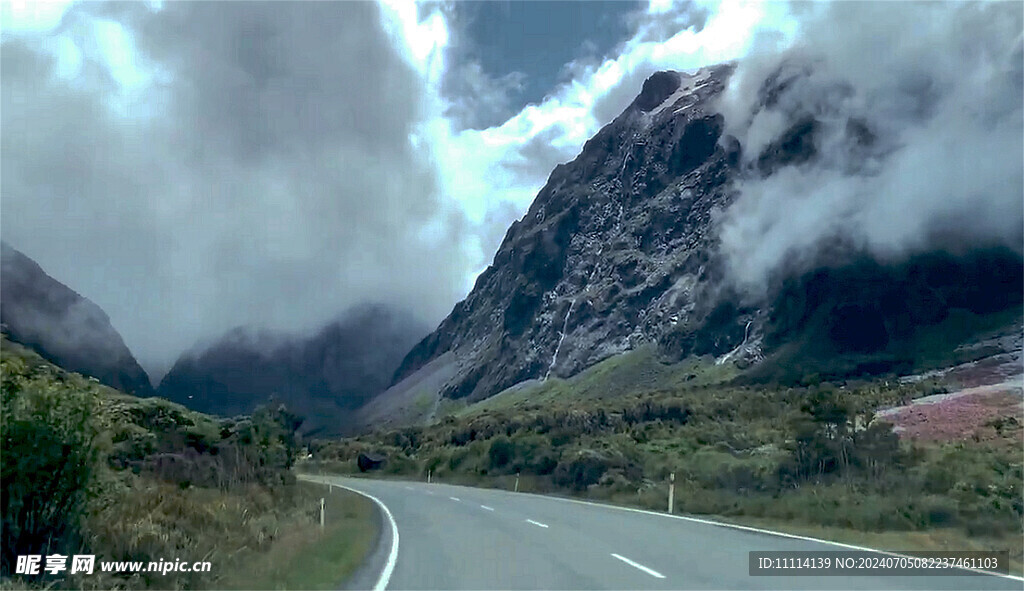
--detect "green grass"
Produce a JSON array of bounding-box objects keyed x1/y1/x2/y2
[
  {"x1": 455, "y1": 346, "x2": 738, "y2": 419},
  {"x1": 218, "y1": 482, "x2": 378, "y2": 590},
  {"x1": 413, "y1": 392, "x2": 433, "y2": 414}
]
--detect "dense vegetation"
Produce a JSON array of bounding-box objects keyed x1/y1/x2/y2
[
  {"x1": 0, "y1": 338, "x2": 326, "y2": 589},
  {"x1": 310, "y1": 345, "x2": 1023, "y2": 566}
]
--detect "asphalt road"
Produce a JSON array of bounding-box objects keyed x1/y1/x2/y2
[{"x1": 303, "y1": 475, "x2": 1021, "y2": 591}]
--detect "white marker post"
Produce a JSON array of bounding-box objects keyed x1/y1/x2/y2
[
  {"x1": 668, "y1": 472, "x2": 675, "y2": 514},
  {"x1": 515, "y1": 472, "x2": 520, "y2": 492},
  {"x1": 427, "y1": 469, "x2": 432, "y2": 484},
  {"x1": 320, "y1": 497, "x2": 325, "y2": 529}
]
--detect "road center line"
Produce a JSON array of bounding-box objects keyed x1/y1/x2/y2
[
  {"x1": 480, "y1": 505, "x2": 495, "y2": 511},
  {"x1": 611, "y1": 553, "x2": 665, "y2": 579},
  {"x1": 449, "y1": 496, "x2": 461, "y2": 501},
  {"x1": 525, "y1": 519, "x2": 549, "y2": 528}
]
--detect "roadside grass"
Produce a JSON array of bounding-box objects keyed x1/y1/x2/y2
[
  {"x1": 311, "y1": 313, "x2": 1023, "y2": 579},
  {"x1": 308, "y1": 309, "x2": 1024, "y2": 584},
  {"x1": 1, "y1": 335, "x2": 310, "y2": 590},
  {"x1": 301, "y1": 468, "x2": 1024, "y2": 578},
  {"x1": 217, "y1": 482, "x2": 378, "y2": 590}
]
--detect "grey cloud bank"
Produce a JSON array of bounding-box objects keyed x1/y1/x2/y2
[
  {"x1": 715, "y1": 1, "x2": 1023, "y2": 295},
  {"x1": 2, "y1": 1, "x2": 471, "y2": 379}
]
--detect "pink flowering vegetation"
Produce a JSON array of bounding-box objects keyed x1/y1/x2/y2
[
  {"x1": 944, "y1": 353, "x2": 1022, "y2": 389},
  {"x1": 887, "y1": 389, "x2": 1022, "y2": 443}
]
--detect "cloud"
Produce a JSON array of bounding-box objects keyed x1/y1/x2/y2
[
  {"x1": 0, "y1": 0, "x2": 811, "y2": 380},
  {"x1": 715, "y1": 1, "x2": 1024, "y2": 296},
  {"x1": 1, "y1": 1, "x2": 473, "y2": 379},
  {"x1": 0, "y1": 0, "x2": 74, "y2": 35},
  {"x1": 421, "y1": 0, "x2": 781, "y2": 279},
  {"x1": 441, "y1": 61, "x2": 526, "y2": 130}
]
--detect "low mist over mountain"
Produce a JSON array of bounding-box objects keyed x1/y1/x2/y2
[
  {"x1": 385, "y1": 49, "x2": 1022, "y2": 409},
  {"x1": 0, "y1": 241, "x2": 152, "y2": 395},
  {"x1": 157, "y1": 304, "x2": 428, "y2": 434}
]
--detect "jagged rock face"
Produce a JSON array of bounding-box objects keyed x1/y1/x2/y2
[
  {"x1": 394, "y1": 65, "x2": 745, "y2": 401},
  {"x1": 393, "y1": 63, "x2": 1023, "y2": 404},
  {"x1": 0, "y1": 242, "x2": 153, "y2": 394},
  {"x1": 157, "y1": 303, "x2": 428, "y2": 434}
]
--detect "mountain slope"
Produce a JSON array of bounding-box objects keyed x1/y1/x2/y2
[
  {"x1": 157, "y1": 303, "x2": 428, "y2": 434},
  {"x1": 0, "y1": 241, "x2": 152, "y2": 395},
  {"x1": 392, "y1": 67, "x2": 740, "y2": 402},
  {"x1": 381, "y1": 63, "x2": 1022, "y2": 415}
]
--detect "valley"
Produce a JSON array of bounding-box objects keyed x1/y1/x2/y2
[{"x1": 2, "y1": 2, "x2": 1022, "y2": 588}]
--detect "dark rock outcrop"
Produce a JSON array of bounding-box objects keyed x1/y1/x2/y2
[
  {"x1": 357, "y1": 452, "x2": 385, "y2": 472},
  {"x1": 0, "y1": 242, "x2": 152, "y2": 395},
  {"x1": 157, "y1": 303, "x2": 428, "y2": 435}
]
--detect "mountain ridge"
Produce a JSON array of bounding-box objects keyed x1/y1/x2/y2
[
  {"x1": 379, "y1": 62, "x2": 1023, "y2": 419},
  {"x1": 157, "y1": 302, "x2": 429, "y2": 434},
  {"x1": 0, "y1": 241, "x2": 153, "y2": 395}
]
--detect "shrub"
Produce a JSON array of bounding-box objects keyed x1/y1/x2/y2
[
  {"x1": 1, "y1": 367, "x2": 102, "y2": 575},
  {"x1": 552, "y1": 450, "x2": 612, "y2": 491},
  {"x1": 488, "y1": 436, "x2": 514, "y2": 470}
]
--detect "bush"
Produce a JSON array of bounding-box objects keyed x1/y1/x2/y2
[
  {"x1": 552, "y1": 450, "x2": 613, "y2": 491},
  {"x1": 1, "y1": 365, "x2": 102, "y2": 575},
  {"x1": 488, "y1": 436, "x2": 514, "y2": 470}
]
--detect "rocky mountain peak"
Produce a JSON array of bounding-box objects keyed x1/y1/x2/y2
[
  {"x1": 392, "y1": 66, "x2": 742, "y2": 401},
  {"x1": 632, "y1": 70, "x2": 682, "y2": 112},
  {"x1": 382, "y1": 61, "x2": 1022, "y2": 414}
]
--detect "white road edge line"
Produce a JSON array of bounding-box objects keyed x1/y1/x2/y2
[
  {"x1": 464, "y1": 484, "x2": 1024, "y2": 583},
  {"x1": 611, "y1": 553, "x2": 665, "y2": 579},
  {"x1": 480, "y1": 505, "x2": 495, "y2": 511},
  {"x1": 449, "y1": 496, "x2": 461, "y2": 501},
  {"x1": 525, "y1": 519, "x2": 549, "y2": 528},
  {"x1": 307, "y1": 478, "x2": 398, "y2": 591}
]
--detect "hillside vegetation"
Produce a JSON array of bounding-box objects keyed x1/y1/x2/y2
[
  {"x1": 0, "y1": 337, "x2": 369, "y2": 590},
  {"x1": 310, "y1": 317, "x2": 1023, "y2": 570}
]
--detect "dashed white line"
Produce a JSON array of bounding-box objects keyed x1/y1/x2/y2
[
  {"x1": 449, "y1": 496, "x2": 461, "y2": 501},
  {"x1": 525, "y1": 519, "x2": 549, "y2": 528},
  {"x1": 404, "y1": 486, "x2": 413, "y2": 491},
  {"x1": 611, "y1": 553, "x2": 665, "y2": 579},
  {"x1": 480, "y1": 505, "x2": 495, "y2": 511}
]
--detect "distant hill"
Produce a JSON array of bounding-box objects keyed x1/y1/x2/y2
[
  {"x1": 0, "y1": 241, "x2": 152, "y2": 395},
  {"x1": 157, "y1": 303, "x2": 429, "y2": 435}
]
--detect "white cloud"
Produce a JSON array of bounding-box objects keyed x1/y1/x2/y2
[
  {"x1": 716, "y1": 1, "x2": 1023, "y2": 295},
  {"x1": 377, "y1": 0, "x2": 798, "y2": 289},
  {"x1": 1, "y1": 0, "x2": 74, "y2": 35}
]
